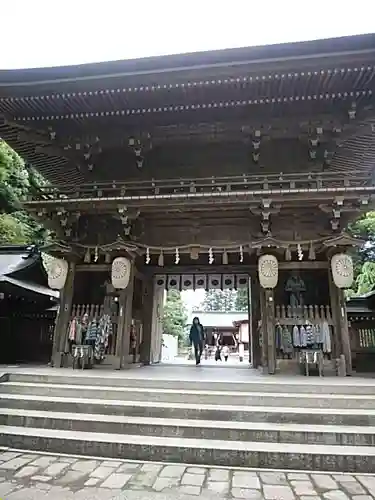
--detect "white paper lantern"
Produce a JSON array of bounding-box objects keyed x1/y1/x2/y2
[
  {"x1": 41, "y1": 253, "x2": 68, "y2": 290},
  {"x1": 331, "y1": 253, "x2": 354, "y2": 289},
  {"x1": 258, "y1": 255, "x2": 279, "y2": 289},
  {"x1": 111, "y1": 257, "x2": 131, "y2": 289}
]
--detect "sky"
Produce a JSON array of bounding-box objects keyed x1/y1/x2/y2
[{"x1": 1, "y1": 1, "x2": 375, "y2": 70}]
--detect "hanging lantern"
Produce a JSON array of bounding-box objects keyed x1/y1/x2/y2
[
  {"x1": 111, "y1": 257, "x2": 131, "y2": 289},
  {"x1": 222, "y1": 250, "x2": 228, "y2": 265},
  {"x1": 158, "y1": 251, "x2": 164, "y2": 267},
  {"x1": 258, "y1": 254, "x2": 278, "y2": 289},
  {"x1": 41, "y1": 253, "x2": 69, "y2": 290},
  {"x1": 331, "y1": 253, "x2": 354, "y2": 289}
]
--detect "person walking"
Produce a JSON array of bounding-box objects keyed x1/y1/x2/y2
[
  {"x1": 223, "y1": 344, "x2": 229, "y2": 362},
  {"x1": 215, "y1": 344, "x2": 222, "y2": 362},
  {"x1": 189, "y1": 317, "x2": 205, "y2": 365}
]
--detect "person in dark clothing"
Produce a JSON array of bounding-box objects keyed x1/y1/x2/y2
[{"x1": 189, "y1": 317, "x2": 205, "y2": 365}]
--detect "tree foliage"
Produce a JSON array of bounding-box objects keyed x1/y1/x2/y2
[
  {"x1": 235, "y1": 288, "x2": 248, "y2": 311},
  {"x1": 162, "y1": 290, "x2": 188, "y2": 344},
  {"x1": 0, "y1": 140, "x2": 49, "y2": 245},
  {"x1": 201, "y1": 289, "x2": 248, "y2": 312},
  {"x1": 347, "y1": 211, "x2": 375, "y2": 296}
]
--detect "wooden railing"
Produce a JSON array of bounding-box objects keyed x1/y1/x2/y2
[
  {"x1": 26, "y1": 171, "x2": 370, "y2": 203},
  {"x1": 71, "y1": 303, "x2": 118, "y2": 355},
  {"x1": 275, "y1": 304, "x2": 333, "y2": 325},
  {"x1": 350, "y1": 321, "x2": 375, "y2": 352}
]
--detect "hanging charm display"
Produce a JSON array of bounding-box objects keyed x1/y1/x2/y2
[
  {"x1": 111, "y1": 257, "x2": 131, "y2": 289},
  {"x1": 331, "y1": 253, "x2": 354, "y2": 289},
  {"x1": 41, "y1": 253, "x2": 69, "y2": 290},
  {"x1": 258, "y1": 254, "x2": 279, "y2": 289}
]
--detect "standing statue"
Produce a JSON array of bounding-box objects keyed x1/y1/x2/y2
[{"x1": 285, "y1": 270, "x2": 306, "y2": 308}]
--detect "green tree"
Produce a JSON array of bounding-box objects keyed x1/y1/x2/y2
[
  {"x1": 235, "y1": 288, "x2": 248, "y2": 311},
  {"x1": 0, "y1": 140, "x2": 49, "y2": 245},
  {"x1": 162, "y1": 290, "x2": 188, "y2": 345},
  {"x1": 201, "y1": 290, "x2": 236, "y2": 312},
  {"x1": 346, "y1": 211, "x2": 375, "y2": 296},
  {"x1": 355, "y1": 262, "x2": 375, "y2": 295}
]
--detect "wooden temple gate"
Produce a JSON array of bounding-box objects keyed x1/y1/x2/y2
[{"x1": 1, "y1": 33, "x2": 375, "y2": 374}]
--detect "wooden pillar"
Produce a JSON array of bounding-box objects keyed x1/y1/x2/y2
[
  {"x1": 250, "y1": 274, "x2": 261, "y2": 368},
  {"x1": 51, "y1": 261, "x2": 76, "y2": 367},
  {"x1": 338, "y1": 288, "x2": 352, "y2": 375},
  {"x1": 265, "y1": 289, "x2": 276, "y2": 375},
  {"x1": 117, "y1": 267, "x2": 134, "y2": 368},
  {"x1": 151, "y1": 285, "x2": 164, "y2": 364},
  {"x1": 328, "y1": 266, "x2": 341, "y2": 359},
  {"x1": 259, "y1": 286, "x2": 268, "y2": 372},
  {"x1": 328, "y1": 258, "x2": 352, "y2": 376},
  {"x1": 140, "y1": 276, "x2": 154, "y2": 365}
]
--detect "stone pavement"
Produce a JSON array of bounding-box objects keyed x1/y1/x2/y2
[{"x1": 1, "y1": 451, "x2": 375, "y2": 499}]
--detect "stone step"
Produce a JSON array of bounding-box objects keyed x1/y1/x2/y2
[
  {"x1": 1, "y1": 393, "x2": 375, "y2": 426},
  {"x1": 1, "y1": 425, "x2": 375, "y2": 472},
  {"x1": 2, "y1": 381, "x2": 374, "y2": 409},
  {"x1": 1, "y1": 408, "x2": 374, "y2": 445},
  {"x1": 7, "y1": 371, "x2": 375, "y2": 395}
]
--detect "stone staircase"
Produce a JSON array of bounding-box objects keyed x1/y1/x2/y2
[{"x1": 0, "y1": 371, "x2": 375, "y2": 472}]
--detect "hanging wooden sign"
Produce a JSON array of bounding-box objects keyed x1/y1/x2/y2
[
  {"x1": 181, "y1": 275, "x2": 194, "y2": 290},
  {"x1": 154, "y1": 275, "x2": 167, "y2": 290},
  {"x1": 258, "y1": 255, "x2": 278, "y2": 289},
  {"x1": 41, "y1": 253, "x2": 68, "y2": 290},
  {"x1": 167, "y1": 275, "x2": 181, "y2": 291},
  {"x1": 194, "y1": 275, "x2": 207, "y2": 290},
  {"x1": 208, "y1": 274, "x2": 222, "y2": 290},
  {"x1": 331, "y1": 253, "x2": 354, "y2": 289},
  {"x1": 236, "y1": 274, "x2": 249, "y2": 289},
  {"x1": 222, "y1": 274, "x2": 235, "y2": 290},
  {"x1": 111, "y1": 257, "x2": 131, "y2": 289}
]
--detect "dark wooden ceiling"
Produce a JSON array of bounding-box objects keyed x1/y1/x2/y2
[{"x1": 1, "y1": 33, "x2": 375, "y2": 186}]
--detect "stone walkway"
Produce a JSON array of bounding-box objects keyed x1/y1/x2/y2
[{"x1": 0, "y1": 450, "x2": 375, "y2": 499}]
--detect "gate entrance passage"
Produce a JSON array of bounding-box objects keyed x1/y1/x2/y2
[{"x1": 152, "y1": 273, "x2": 251, "y2": 367}]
